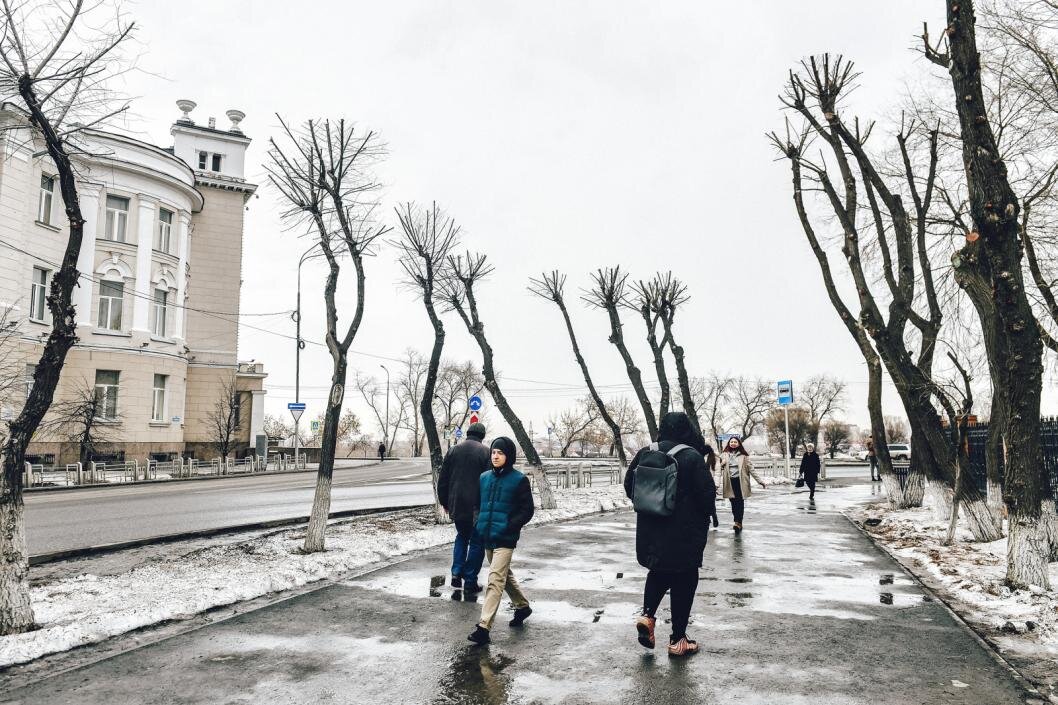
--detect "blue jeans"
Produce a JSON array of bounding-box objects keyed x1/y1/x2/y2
[{"x1": 452, "y1": 519, "x2": 485, "y2": 587}]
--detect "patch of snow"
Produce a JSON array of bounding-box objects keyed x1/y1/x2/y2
[{"x1": 0, "y1": 485, "x2": 632, "y2": 668}]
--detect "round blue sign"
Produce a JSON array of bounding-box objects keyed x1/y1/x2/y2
[
  {"x1": 455, "y1": 428, "x2": 463, "y2": 439},
  {"x1": 469, "y1": 396, "x2": 483, "y2": 411}
]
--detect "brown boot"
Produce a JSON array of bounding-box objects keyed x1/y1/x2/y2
[
  {"x1": 733, "y1": 522, "x2": 743, "y2": 533},
  {"x1": 635, "y1": 615, "x2": 656, "y2": 649}
]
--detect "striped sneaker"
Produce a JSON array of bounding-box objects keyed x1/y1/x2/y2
[
  {"x1": 635, "y1": 615, "x2": 656, "y2": 649},
  {"x1": 667, "y1": 637, "x2": 699, "y2": 657}
]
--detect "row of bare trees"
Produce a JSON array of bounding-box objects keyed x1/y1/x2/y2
[{"x1": 771, "y1": 0, "x2": 1058, "y2": 589}]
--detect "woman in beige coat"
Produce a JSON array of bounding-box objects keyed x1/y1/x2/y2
[{"x1": 718, "y1": 437, "x2": 766, "y2": 533}]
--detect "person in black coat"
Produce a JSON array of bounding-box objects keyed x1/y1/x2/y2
[
  {"x1": 798, "y1": 443, "x2": 821, "y2": 500},
  {"x1": 437, "y1": 423, "x2": 490, "y2": 592},
  {"x1": 624, "y1": 412, "x2": 716, "y2": 657}
]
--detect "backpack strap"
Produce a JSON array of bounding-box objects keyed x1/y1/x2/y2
[{"x1": 665, "y1": 443, "x2": 692, "y2": 458}]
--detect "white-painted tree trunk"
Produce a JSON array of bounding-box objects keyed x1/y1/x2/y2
[
  {"x1": 925, "y1": 479, "x2": 953, "y2": 522},
  {"x1": 0, "y1": 502, "x2": 34, "y2": 634},
  {"x1": 880, "y1": 474, "x2": 909, "y2": 510},
  {"x1": 1043, "y1": 500, "x2": 1058, "y2": 562},
  {"x1": 530, "y1": 465, "x2": 557, "y2": 510},
  {"x1": 303, "y1": 473, "x2": 334, "y2": 553},
  {"x1": 1007, "y1": 515, "x2": 1051, "y2": 590},
  {"x1": 903, "y1": 470, "x2": 925, "y2": 508},
  {"x1": 962, "y1": 496, "x2": 1003, "y2": 543},
  {"x1": 986, "y1": 479, "x2": 1005, "y2": 532}
]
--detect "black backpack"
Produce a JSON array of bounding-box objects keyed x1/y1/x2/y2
[{"x1": 631, "y1": 443, "x2": 691, "y2": 516}]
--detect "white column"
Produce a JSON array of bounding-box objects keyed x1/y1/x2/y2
[
  {"x1": 73, "y1": 186, "x2": 101, "y2": 327},
  {"x1": 132, "y1": 196, "x2": 156, "y2": 333},
  {"x1": 173, "y1": 210, "x2": 191, "y2": 341},
  {"x1": 250, "y1": 389, "x2": 266, "y2": 446}
]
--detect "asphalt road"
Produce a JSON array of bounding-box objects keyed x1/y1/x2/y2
[
  {"x1": 24, "y1": 459, "x2": 434, "y2": 557},
  {"x1": 1, "y1": 484, "x2": 1030, "y2": 704}
]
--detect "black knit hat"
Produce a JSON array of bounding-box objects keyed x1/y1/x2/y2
[
  {"x1": 467, "y1": 422, "x2": 486, "y2": 440},
  {"x1": 489, "y1": 436, "x2": 517, "y2": 469}
]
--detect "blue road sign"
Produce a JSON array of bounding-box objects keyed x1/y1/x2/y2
[
  {"x1": 469, "y1": 395, "x2": 483, "y2": 411},
  {"x1": 777, "y1": 380, "x2": 794, "y2": 406},
  {"x1": 455, "y1": 428, "x2": 463, "y2": 439},
  {"x1": 287, "y1": 402, "x2": 306, "y2": 411}
]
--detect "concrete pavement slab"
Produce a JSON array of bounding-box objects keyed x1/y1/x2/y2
[{"x1": 0, "y1": 485, "x2": 1033, "y2": 704}]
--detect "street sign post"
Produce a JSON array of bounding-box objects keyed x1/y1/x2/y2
[
  {"x1": 288, "y1": 402, "x2": 306, "y2": 468},
  {"x1": 455, "y1": 427, "x2": 463, "y2": 440},
  {"x1": 469, "y1": 395, "x2": 483, "y2": 411},
  {"x1": 776, "y1": 381, "x2": 794, "y2": 477}
]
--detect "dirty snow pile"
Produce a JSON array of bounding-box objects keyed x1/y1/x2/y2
[
  {"x1": 0, "y1": 485, "x2": 631, "y2": 668},
  {"x1": 848, "y1": 502, "x2": 1058, "y2": 679}
]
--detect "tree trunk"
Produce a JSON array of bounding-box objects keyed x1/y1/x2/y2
[
  {"x1": 639, "y1": 308, "x2": 670, "y2": 419},
  {"x1": 0, "y1": 498, "x2": 32, "y2": 634},
  {"x1": 986, "y1": 390, "x2": 1007, "y2": 528},
  {"x1": 602, "y1": 304, "x2": 658, "y2": 440},
  {"x1": 420, "y1": 292, "x2": 448, "y2": 524},
  {"x1": 553, "y1": 300, "x2": 626, "y2": 463},
  {"x1": 304, "y1": 359, "x2": 346, "y2": 552},
  {"x1": 943, "y1": 0, "x2": 1049, "y2": 589},
  {"x1": 662, "y1": 320, "x2": 701, "y2": 435}
]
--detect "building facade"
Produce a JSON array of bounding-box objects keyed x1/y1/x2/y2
[{"x1": 0, "y1": 101, "x2": 266, "y2": 465}]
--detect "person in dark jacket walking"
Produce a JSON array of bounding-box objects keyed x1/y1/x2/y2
[
  {"x1": 377, "y1": 442, "x2": 386, "y2": 462},
  {"x1": 468, "y1": 437, "x2": 535, "y2": 645},
  {"x1": 624, "y1": 412, "x2": 716, "y2": 657},
  {"x1": 437, "y1": 422, "x2": 490, "y2": 592},
  {"x1": 798, "y1": 443, "x2": 821, "y2": 500}
]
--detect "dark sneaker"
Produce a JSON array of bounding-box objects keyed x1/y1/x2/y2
[
  {"x1": 451, "y1": 576, "x2": 462, "y2": 589},
  {"x1": 467, "y1": 625, "x2": 490, "y2": 645},
  {"x1": 463, "y1": 582, "x2": 482, "y2": 594},
  {"x1": 509, "y1": 606, "x2": 533, "y2": 627}
]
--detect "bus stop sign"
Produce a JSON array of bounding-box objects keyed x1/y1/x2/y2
[{"x1": 777, "y1": 380, "x2": 794, "y2": 406}]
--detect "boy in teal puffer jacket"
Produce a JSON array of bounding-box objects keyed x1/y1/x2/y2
[{"x1": 467, "y1": 436, "x2": 535, "y2": 645}]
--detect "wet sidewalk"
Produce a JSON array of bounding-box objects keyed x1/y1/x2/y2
[{"x1": 0, "y1": 483, "x2": 1032, "y2": 704}]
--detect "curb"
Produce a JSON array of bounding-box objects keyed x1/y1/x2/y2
[
  {"x1": 844, "y1": 511, "x2": 1049, "y2": 703},
  {"x1": 24, "y1": 460, "x2": 386, "y2": 494},
  {"x1": 29, "y1": 502, "x2": 432, "y2": 566}
]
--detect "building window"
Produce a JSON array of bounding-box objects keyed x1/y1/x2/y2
[
  {"x1": 94, "y1": 370, "x2": 119, "y2": 420},
  {"x1": 211, "y1": 153, "x2": 222, "y2": 172},
  {"x1": 24, "y1": 364, "x2": 35, "y2": 400},
  {"x1": 29, "y1": 266, "x2": 48, "y2": 321},
  {"x1": 104, "y1": 195, "x2": 129, "y2": 242},
  {"x1": 97, "y1": 280, "x2": 123, "y2": 330},
  {"x1": 151, "y1": 288, "x2": 168, "y2": 337},
  {"x1": 152, "y1": 374, "x2": 167, "y2": 422},
  {"x1": 156, "y1": 208, "x2": 173, "y2": 253},
  {"x1": 38, "y1": 175, "x2": 54, "y2": 225},
  {"x1": 198, "y1": 151, "x2": 207, "y2": 169}
]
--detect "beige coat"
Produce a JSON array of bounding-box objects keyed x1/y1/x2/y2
[{"x1": 717, "y1": 452, "x2": 766, "y2": 499}]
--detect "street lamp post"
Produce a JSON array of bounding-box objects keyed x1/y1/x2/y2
[
  {"x1": 293, "y1": 243, "x2": 320, "y2": 469},
  {"x1": 380, "y1": 364, "x2": 390, "y2": 460}
]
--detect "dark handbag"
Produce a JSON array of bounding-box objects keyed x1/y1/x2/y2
[{"x1": 795, "y1": 477, "x2": 805, "y2": 488}]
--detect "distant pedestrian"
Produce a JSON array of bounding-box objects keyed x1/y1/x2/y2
[
  {"x1": 467, "y1": 437, "x2": 534, "y2": 646},
  {"x1": 866, "y1": 438, "x2": 879, "y2": 481},
  {"x1": 718, "y1": 437, "x2": 766, "y2": 533},
  {"x1": 624, "y1": 412, "x2": 716, "y2": 657},
  {"x1": 377, "y1": 442, "x2": 386, "y2": 462},
  {"x1": 437, "y1": 422, "x2": 490, "y2": 593},
  {"x1": 798, "y1": 443, "x2": 821, "y2": 500}
]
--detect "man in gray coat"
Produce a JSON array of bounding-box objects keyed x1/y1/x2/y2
[{"x1": 437, "y1": 423, "x2": 489, "y2": 592}]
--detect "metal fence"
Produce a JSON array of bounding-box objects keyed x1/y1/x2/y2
[
  {"x1": 22, "y1": 453, "x2": 309, "y2": 488},
  {"x1": 963, "y1": 418, "x2": 1058, "y2": 499}
]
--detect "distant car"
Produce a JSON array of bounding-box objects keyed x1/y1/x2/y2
[{"x1": 887, "y1": 443, "x2": 911, "y2": 461}]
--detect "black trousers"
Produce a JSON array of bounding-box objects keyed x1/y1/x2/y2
[
  {"x1": 643, "y1": 569, "x2": 699, "y2": 641},
  {"x1": 806, "y1": 478, "x2": 817, "y2": 497},
  {"x1": 729, "y1": 475, "x2": 745, "y2": 523}
]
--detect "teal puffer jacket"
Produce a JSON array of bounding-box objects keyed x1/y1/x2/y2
[{"x1": 476, "y1": 466, "x2": 535, "y2": 549}]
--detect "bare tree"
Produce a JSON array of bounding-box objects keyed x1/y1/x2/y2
[
  {"x1": 925, "y1": 0, "x2": 1051, "y2": 585},
  {"x1": 884, "y1": 416, "x2": 910, "y2": 444},
  {"x1": 629, "y1": 278, "x2": 671, "y2": 418},
  {"x1": 444, "y1": 253, "x2": 556, "y2": 509},
  {"x1": 655, "y1": 273, "x2": 701, "y2": 433},
  {"x1": 355, "y1": 371, "x2": 408, "y2": 457},
  {"x1": 0, "y1": 310, "x2": 22, "y2": 446},
  {"x1": 822, "y1": 419, "x2": 852, "y2": 459},
  {"x1": 766, "y1": 406, "x2": 813, "y2": 457},
  {"x1": 264, "y1": 413, "x2": 293, "y2": 443},
  {"x1": 393, "y1": 202, "x2": 459, "y2": 520},
  {"x1": 584, "y1": 267, "x2": 658, "y2": 439},
  {"x1": 394, "y1": 349, "x2": 429, "y2": 457},
  {"x1": 529, "y1": 271, "x2": 627, "y2": 463},
  {"x1": 433, "y1": 359, "x2": 485, "y2": 449},
  {"x1": 547, "y1": 398, "x2": 601, "y2": 457},
  {"x1": 267, "y1": 117, "x2": 388, "y2": 553},
  {"x1": 690, "y1": 373, "x2": 733, "y2": 447},
  {"x1": 40, "y1": 378, "x2": 118, "y2": 467},
  {"x1": 730, "y1": 376, "x2": 773, "y2": 442},
  {"x1": 206, "y1": 374, "x2": 241, "y2": 460},
  {"x1": 608, "y1": 395, "x2": 646, "y2": 457},
  {"x1": 0, "y1": 0, "x2": 135, "y2": 633},
  {"x1": 770, "y1": 57, "x2": 995, "y2": 532},
  {"x1": 800, "y1": 375, "x2": 847, "y2": 445}
]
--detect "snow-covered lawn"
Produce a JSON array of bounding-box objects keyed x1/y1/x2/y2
[
  {"x1": 847, "y1": 500, "x2": 1058, "y2": 696},
  {"x1": 0, "y1": 485, "x2": 632, "y2": 669}
]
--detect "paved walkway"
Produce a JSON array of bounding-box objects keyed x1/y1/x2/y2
[{"x1": 0, "y1": 483, "x2": 1032, "y2": 704}]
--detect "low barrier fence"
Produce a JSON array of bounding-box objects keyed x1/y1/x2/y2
[{"x1": 23, "y1": 453, "x2": 309, "y2": 488}]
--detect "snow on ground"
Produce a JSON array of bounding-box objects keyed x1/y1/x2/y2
[
  {"x1": 0, "y1": 485, "x2": 632, "y2": 668},
  {"x1": 847, "y1": 499, "x2": 1058, "y2": 695}
]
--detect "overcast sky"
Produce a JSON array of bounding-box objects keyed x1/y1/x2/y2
[{"x1": 115, "y1": 1, "x2": 1057, "y2": 443}]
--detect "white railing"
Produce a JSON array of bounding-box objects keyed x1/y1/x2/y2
[{"x1": 541, "y1": 461, "x2": 622, "y2": 489}]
